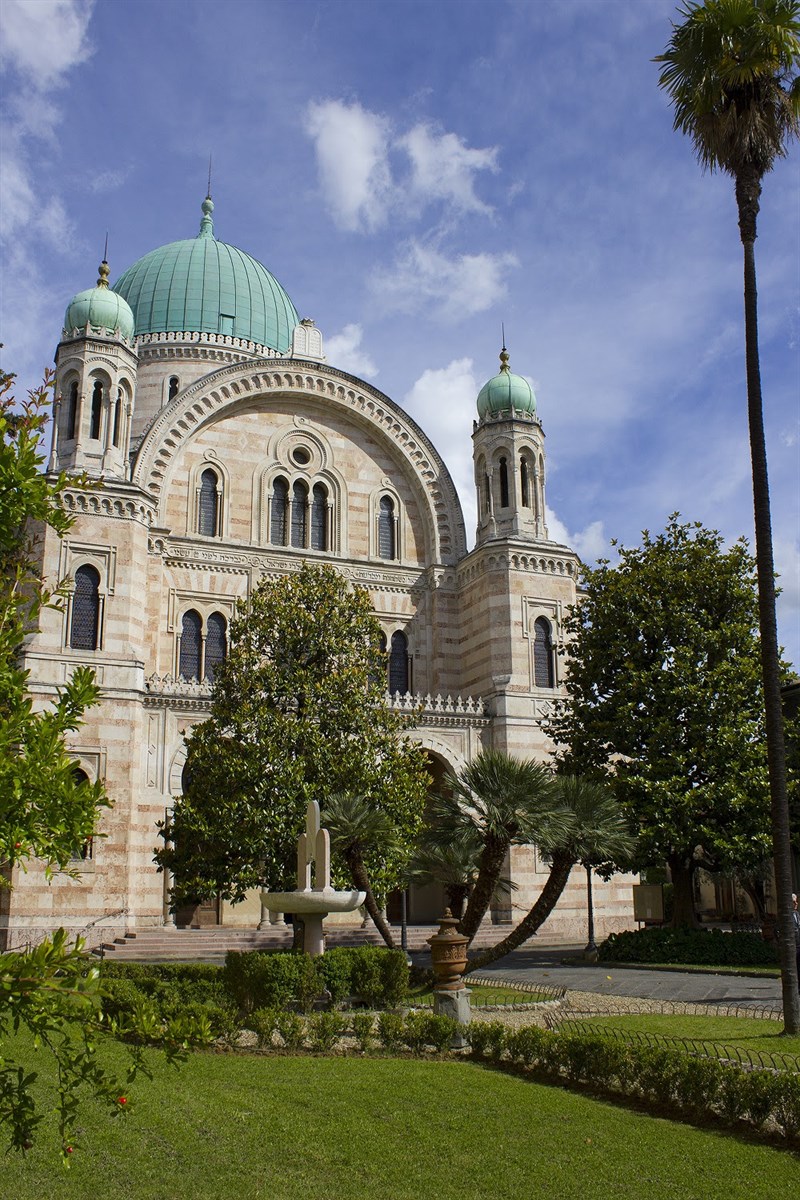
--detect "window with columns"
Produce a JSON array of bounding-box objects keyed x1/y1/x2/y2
[
  {"x1": 178, "y1": 609, "x2": 228, "y2": 681},
  {"x1": 198, "y1": 468, "x2": 221, "y2": 536},
  {"x1": 70, "y1": 565, "x2": 102, "y2": 650},
  {"x1": 378, "y1": 495, "x2": 396, "y2": 560}
]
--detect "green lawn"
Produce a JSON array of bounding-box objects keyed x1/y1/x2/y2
[
  {"x1": 5, "y1": 1037, "x2": 798, "y2": 1200},
  {"x1": 407, "y1": 980, "x2": 551, "y2": 1005},
  {"x1": 569, "y1": 1013, "x2": 800, "y2": 1055}
]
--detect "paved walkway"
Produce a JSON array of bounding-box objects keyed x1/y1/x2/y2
[{"x1": 470, "y1": 943, "x2": 784, "y2": 1008}]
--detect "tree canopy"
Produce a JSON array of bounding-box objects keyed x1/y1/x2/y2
[
  {"x1": 548, "y1": 517, "x2": 774, "y2": 925},
  {"x1": 157, "y1": 563, "x2": 430, "y2": 906}
]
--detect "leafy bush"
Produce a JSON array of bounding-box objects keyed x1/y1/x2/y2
[
  {"x1": 316, "y1": 948, "x2": 353, "y2": 1004},
  {"x1": 307, "y1": 1011, "x2": 346, "y2": 1052},
  {"x1": 223, "y1": 951, "x2": 322, "y2": 1013},
  {"x1": 101, "y1": 978, "x2": 148, "y2": 1019},
  {"x1": 673, "y1": 1053, "x2": 723, "y2": 1113},
  {"x1": 770, "y1": 1073, "x2": 800, "y2": 1140},
  {"x1": 377, "y1": 1011, "x2": 406, "y2": 1052},
  {"x1": 274, "y1": 1010, "x2": 305, "y2": 1050},
  {"x1": 599, "y1": 926, "x2": 778, "y2": 966},
  {"x1": 249, "y1": 1007, "x2": 280, "y2": 1049},
  {"x1": 468, "y1": 1021, "x2": 507, "y2": 1060},
  {"x1": 349, "y1": 1012, "x2": 376, "y2": 1051}
]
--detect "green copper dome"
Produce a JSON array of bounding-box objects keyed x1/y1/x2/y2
[
  {"x1": 112, "y1": 198, "x2": 299, "y2": 351},
  {"x1": 63, "y1": 261, "x2": 135, "y2": 341},
  {"x1": 477, "y1": 347, "x2": 536, "y2": 419}
]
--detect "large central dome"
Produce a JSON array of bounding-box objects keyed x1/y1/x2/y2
[{"x1": 112, "y1": 198, "x2": 299, "y2": 352}]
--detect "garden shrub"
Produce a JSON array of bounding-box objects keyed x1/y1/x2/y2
[
  {"x1": 349, "y1": 1012, "x2": 376, "y2": 1051},
  {"x1": 249, "y1": 1007, "x2": 280, "y2": 1049},
  {"x1": 223, "y1": 951, "x2": 321, "y2": 1013},
  {"x1": 378, "y1": 1011, "x2": 406, "y2": 1052},
  {"x1": 673, "y1": 1054, "x2": 723, "y2": 1113},
  {"x1": 599, "y1": 926, "x2": 778, "y2": 967},
  {"x1": 101, "y1": 978, "x2": 148, "y2": 1019},
  {"x1": 631, "y1": 1045, "x2": 681, "y2": 1104},
  {"x1": 421, "y1": 1013, "x2": 460, "y2": 1053},
  {"x1": 316, "y1": 947, "x2": 353, "y2": 1004},
  {"x1": 506, "y1": 1024, "x2": 547, "y2": 1066},
  {"x1": 718, "y1": 1062, "x2": 750, "y2": 1122},
  {"x1": 744, "y1": 1069, "x2": 779, "y2": 1128},
  {"x1": 307, "y1": 1011, "x2": 346, "y2": 1052},
  {"x1": 769, "y1": 1073, "x2": 800, "y2": 1140},
  {"x1": 275, "y1": 1010, "x2": 306, "y2": 1050},
  {"x1": 468, "y1": 1020, "x2": 507, "y2": 1060}
]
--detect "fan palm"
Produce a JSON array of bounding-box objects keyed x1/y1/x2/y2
[
  {"x1": 442, "y1": 750, "x2": 569, "y2": 942},
  {"x1": 408, "y1": 796, "x2": 515, "y2": 919},
  {"x1": 466, "y1": 776, "x2": 634, "y2": 973},
  {"x1": 655, "y1": 0, "x2": 800, "y2": 1029},
  {"x1": 323, "y1": 792, "x2": 398, "y2": 949}
]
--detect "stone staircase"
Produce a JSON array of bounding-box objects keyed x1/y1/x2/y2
[{"x1": 92, "y1": 922, "x2": 514, "y2": 963}]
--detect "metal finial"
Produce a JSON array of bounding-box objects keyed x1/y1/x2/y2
[
  {"x1": 207, "y1": 154, "x2": 213, "y2": 199},
  {"x1": 501, "y1": 322, "x2": 506, "y2": 350},
  {"x1": 103, "y1": 231, "x2": 109, "y2": 263},
  {"x1": 97, "y1": 259, "x2": 110, "y2": 288}
]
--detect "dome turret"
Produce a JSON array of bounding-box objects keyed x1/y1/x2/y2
[
  {"x1": 476, "y1": 346, "x2": 535, "y2": 419},
  {"x1": 112, "y1": 197, "x2": 299, "y2": 351},
  {"x1": 63, "y1": 260, "x2": 135, "y2": 342}
]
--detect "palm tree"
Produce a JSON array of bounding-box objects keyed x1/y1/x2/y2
[
  {"x1": 655, "y1": 0, "x2": 800, "y2": 1030},
  {"x1": 323, "y1": 792, "x2": 398, "y2": 949},
  {"x1": 442, "y1": 750, "x2": 570, "y2": 942},
  {"x1": 466, "y1": 776, "x2": 635, "y2": 974}
]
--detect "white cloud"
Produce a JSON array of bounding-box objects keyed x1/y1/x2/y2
[
  {"x1": 399, "y1": 123, "x2": 497, "y2": 215},
  {"x1": 546, "y1": 508, "x2": 608, "y2": 563},
  {"x1": 304, "y1": 100, "x2": 392, "y2": 232},
  {"x1": 0, "y1": 0, "x2": 94, "y2": 88},
  {"x1": 374, "y1": 241, "x2": 517, "y2": 320},
  {"x1": 325, "y1": 324, "x2": 378, "y2": 378},
  {"x1": 404, "y1": 358, "x2": 479, "y2": 541}
]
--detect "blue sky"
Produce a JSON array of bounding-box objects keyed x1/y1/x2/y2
[{"x1": 1, "y1": 0, "x2": 798, "y2": 664}]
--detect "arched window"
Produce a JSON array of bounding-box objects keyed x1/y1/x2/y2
[
  {"x1": 198, "y1": 469, "x2": 219, "y2": 536},
  {"x1": 291, "y1": 480, "x2": 308, "y2": 548},
  {"x1": 168, "y1": 376, "x2": 180, "y2": 400},
  {"x1": 70, "y1": 565, "x2": 101, "y2": 650},
  {"x1": 204, "y1": 612, "x2": 227, "y2": 681},
  {"x1": 310, "y1": 483, "x2": 328, "y2": 551},
  {"x1": 379, "y1": 496, "x2": 395, "y2": 560},
  {"x1": 533, "y1": 617, "x2": 555, "y2": 689},
  {"x1": 179, "y1": 610, "x2": 202, "y2": 679},
  {"x1": 520, "y1": 457, "x2": 530, "y2": 508},
  {"x1": 389, "y1": 630, "x2": 409, "y2": 695},
  {"x1": 499, "y1": 457, "x2": 509, "y2": 508},
  {"x1": 65, "y1": 381, "x2": 78, "y2": 440},
  {"x1": 70, "y1": 767, "x2": 94, "y2": 860},
  {"x1": 483, "y1": 473, "x2": 491, "y2": 515},
  {"x1": 112, "y1": 387, "x2": 123, "y2": 447},
  {"x1": 270, "y1": 476, "x2": 289, "y2": 545},
  {"x1": 181, "y1": 760, "x2": 193, "y2": 794},
  {"x1": 90, "y1": 380, "x2": 103, "y2": 439}
]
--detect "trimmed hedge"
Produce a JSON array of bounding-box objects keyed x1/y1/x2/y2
[
  {"x1": 224, "y1": 947, "x2": 409, "y2": 1013},
  {"x1": 468, "y1": 1022, "x2": 800, "y2": 1141},
  {"x1": 599, "y1": 925, "x2": 779, "y2": 966}
]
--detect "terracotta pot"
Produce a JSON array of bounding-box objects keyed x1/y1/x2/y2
[{"x1": 427, "y1": 909, "x2": 468, "y2": 991}]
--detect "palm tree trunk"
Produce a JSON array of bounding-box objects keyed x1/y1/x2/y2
[
  {"x1": 458, "y1": 835, "x2": 509, "y2": 942},
  {"x1": 347, "y1": 851, "x2": 396, "y2": 949},
  {"x1": 464, "y1": 852, "x2": 574, "y2": 973},
  {"x1": 736, "y1": 170, "x2": 799, "y2": 1032}
]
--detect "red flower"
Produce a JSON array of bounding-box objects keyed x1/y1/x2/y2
[{"x1": 118, "y1": 1096, "x2": 127, "y2": 1105}]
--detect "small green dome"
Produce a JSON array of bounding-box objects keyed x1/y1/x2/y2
[
  {"x1": 477, "y1": 347, "x2": 536, "y2": 419},
  {"x1": 112, "y1": 197, "x2": 299, "y2": 351},
  {"x1": 63, "y1": 261, "x2": 135, "y2": 341}
]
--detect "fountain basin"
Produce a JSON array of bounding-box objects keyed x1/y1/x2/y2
[{"x1": 261, "y1": 888, "x2": 365, "y2": 915}]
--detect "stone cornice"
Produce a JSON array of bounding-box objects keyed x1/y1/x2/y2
[
  {"x1": 132, "y1": 359, "x2": 466, "y2": 565},
  {"x1": 60, "y1": 482, "x2": 157, "y2": 527},
  {"x1": 458, "y1": 541, "x2": 579, "y2": 585}
]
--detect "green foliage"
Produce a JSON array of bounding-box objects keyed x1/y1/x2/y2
[
  {"x1": 274, "y1": 1010, "x2": 305, "y2": 1050},
  {"x1": 349, "y1": 1011, "x2": 376, "y2": 1051},
  {"x1": 307, "y1": 1010, "x2": 346, "y2": 1052},
  {"x1": 316, "y1": 947, "x2": 354, "y2": 1004},
  {"x1": 548, "y1": 518, "x2": 776, "y2": 906},
  {"x1": 350, "y1": 946, "x2": 408, "y2": 1008},
  {"x1": 222, "y1": 950, "x2": 321, "y2": 1014},
  {"x1": 157, "y1": 563, "x2": 430, "y2": 904},
  {"x1": 377, "y1": 1010, "x2": 406, "y2": 1051},
  {"x1": 249, "y1": 1007, "x2": 280, "y2": 1049},
  {"x1": 599, "y1": 925, "x2": 778, "y2": 966}
]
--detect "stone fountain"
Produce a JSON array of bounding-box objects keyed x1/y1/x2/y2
[{"x1": 260, "y1": 800, "x2": 365, "y2": 957}]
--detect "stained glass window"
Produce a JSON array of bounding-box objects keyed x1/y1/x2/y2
[
  {"x1": 179, "y1": 610, "x2": 202, "y2": 679},
  {"x1": 204, "y1": 612, "x2": 227, "y2": 681},
  {"x1": 379, "y1": 496, "x2": 395, "y2": 559},
  {"x1": 389, "y1": 630, "x2": 409, "y2": 695},
  {"x1": 533, "y1": 617, "x2": 554, "y2": 688},
  {"x1": 271, "y1": 477, "x2": 288, "y2": 544},
  {"x1": 198, "y1": 469, "x2": 218, "y2": 536},
  {"x1": 70, "y1": 565, "x2": 101, "y2": 650},
  {"x1": 311, "y1": 483, "x2": 327, "y2": 551}
]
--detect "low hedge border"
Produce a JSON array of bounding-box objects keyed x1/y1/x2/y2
[
  {"x1": 599, "y1": 926, "x2": 779, "y2": 967},
  {"x1": 468, "y1": 1020, "x2": 800, "y2": 1144}
]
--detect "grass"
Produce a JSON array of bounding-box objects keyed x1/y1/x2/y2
[
  {"x1": 4, "y1": 1034, "x2": 799, "y2": 1199},
  {"x1": 568, "y1": 1012, "x2": 800, "y2": 1055},
  {"x1": 407, "y1": 980, "x2": 551, "y2": 1005}
]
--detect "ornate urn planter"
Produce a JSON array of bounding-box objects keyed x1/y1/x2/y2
[{"x1": 427, "y1": 909, "x2": 468, "y2": 991}]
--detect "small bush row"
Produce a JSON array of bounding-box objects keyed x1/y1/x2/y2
[
  {"x1": 599, "y1": 926, "x2": 778, "y2": 966},
  {"x1": 468, "y1": 1021, "x2": 800, "y2": 1141},
  {"x1": 222, "y1": 947, "x2": 409, "y2": 1013},
  {"x1": 247, "y1": 1007, "x2": 460, "y2": 1054}
]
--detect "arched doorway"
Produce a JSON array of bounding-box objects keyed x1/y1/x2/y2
[{"x1": 387, "y1": 749, "x2": 453, "y2": 925}]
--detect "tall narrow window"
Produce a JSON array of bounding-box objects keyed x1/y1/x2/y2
[
  {"x1": 66, "y1": 381, "x2": 78, "y2": 439},
  {"x1": 70, "y1": 565, "x2": 101, "y2": 650},
  {"x1": 198, "y1": 469, "x2": 219, "y2": 536},
  {"x1": 291, "y1": 480, "x2": 308, "y2": 548},
  {"x1": 483, "y1": 474, "x2": 491, "y2": 515},
  {"x1": 112, "y1": 387, "x2": 123, "y2": 447},
  {"x1": 168, "y1": 376, "x2": 180, "y2": 400},
  {"x1": 179, "y1": 610, "x2": 202, "y2": 679},
  {"x1": 533, "y1": 617, "x2": 555, "y2": 688},
  {"x1": 205, "y1": 612, "x2": 227, "y2": 681},
  {"x1": 389, "y1": 630, "x2": 409, "y2": 695},
  {"x1": 520, "y1": 457, "x2": 530, "y2": 507},
  {"x1": 379, "y1": 496, "x2": 395, "y2": 560},
  {"x1": 70, "y1": 767, "x2": 93, "y2": 860},
  {"x1": 90, "y1": 381, "x2": 103, "y2": 439},
  {"x1": 270, "y1": 476, "x2": 289, "y2": 545},
  {"x1": 499, "y1": 457, "x2": 509, "y2": 508},
  {"x1": 310, "y1": 483, "x2": 328, "y2": 551}
]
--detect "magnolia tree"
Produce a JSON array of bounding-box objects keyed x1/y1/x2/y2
[{"x1": 157, "y1": 563, "x2": 430, "y2": 918}]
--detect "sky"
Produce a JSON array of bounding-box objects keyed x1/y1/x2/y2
[{"x1": 1, "y1": 0, "x2": 798, "y2": 665}]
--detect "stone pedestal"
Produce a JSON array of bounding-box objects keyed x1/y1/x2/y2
[{"x1": 433, "y1": 987, "x2": 471, "y2": 1048}]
